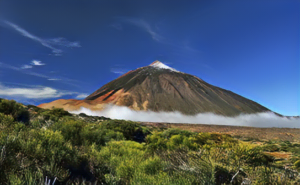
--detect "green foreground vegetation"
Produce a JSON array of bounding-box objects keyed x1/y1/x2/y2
[{"x1": 0, "y1": 99, "x2": 300, "y2": 184}]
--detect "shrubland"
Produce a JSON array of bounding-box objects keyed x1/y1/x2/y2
[{"x1": 0, "y1": 99, "x2": 299, "y2": 184}]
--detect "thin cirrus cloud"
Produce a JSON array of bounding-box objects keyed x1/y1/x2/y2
[
  {"x1": 110, "y1": 23, "x2": 123, "y2": 30},
  {"x1": 0, "y1": 62, "x2": 80, "y2": 87},
  {"x1": 4, "y1": 21, "x2": 81, "y2": 56},
  {"x1": 0, "y1": 62, "x2": 49, "y2": 78},
  {"x1": 21, "y1": 65, "x2": 32, "y2": 69},
  {"x1": 118, "y1": 17, "x2": 164, "y2": 42},
  {"x1": 117, "y1": 17, "x2": 200, "y2": 54},
  {"x1": 110, "y1": 67, "x2": 128, "y2": 74}
]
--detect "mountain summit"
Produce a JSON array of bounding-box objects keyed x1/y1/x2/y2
[
  {"x1": 149, "y1": 60, "x2": 178, "y2": 72},
  {"x1": 39, "y1": 61, "x2": 270, "y2": 116}
]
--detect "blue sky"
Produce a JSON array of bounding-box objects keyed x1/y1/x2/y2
[{"x1": 0, "y1": 0, "x2": 299, "y2": 116}]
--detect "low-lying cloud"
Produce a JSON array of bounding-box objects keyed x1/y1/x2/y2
[{"x1": 71, "y1": 105, "x2": 300, "y2": 128}]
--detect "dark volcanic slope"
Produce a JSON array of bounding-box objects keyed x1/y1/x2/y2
[{"x1": 85, "y1": 61, "x2": 270, "y2": 116}]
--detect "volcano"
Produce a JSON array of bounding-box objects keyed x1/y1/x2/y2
[{"x1": 39, "y1": 61, "x2": 271, "y2": 116}]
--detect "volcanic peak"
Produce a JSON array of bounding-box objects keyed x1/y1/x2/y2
[
  {"x1": 149, "y1": 60, "x2": 178, "y2": 72},
  {"x1": 38, "y1": 60, "x2": 273, "y2": 117}
]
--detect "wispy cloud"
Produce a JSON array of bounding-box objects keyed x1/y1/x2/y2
[
  {"x1": 0, "y1": 84, "x2": 75, "y2": 99},
  {"x1": 110, "y1": 23, "x2": 123, "y2": 30},
  {"x1": 116, "y1": 17, "x2": 202, "y2": 57},
  {"x1": 31, "y1": 60, "x2": 45, "y2": 66},
  {"x1": 21, "y1": 65, "x2": 32, "y2": 69},
  {"x1": 0, "y1": 62, "x2": 49, "y2": 78},
  {"x1": 110, "y1": 67, "x2": 128, "y2": 74},
  {"x1": 0, "y1": 62, "x2": 81, "y2": 87},
  {"x1": 48, "y1": 78, "x2": 61, "y2": 81},
  {"x1": 20, "y1": 60, "x2": 45, "y2": 69},
  {"x1": 4, "y1": 21, "x2": 81, "y2": 56},
  {"x1": 45, "y1": 37, "x2": 81, "y2": 48},
  {"x1": 119, "y1": 17, "x2": 164, "y2": 42},
  {"x1": 182, "y1": 39, "x2": 200, "y2": 53},
  {"x1": 76, "y1": 93, "x2": 88, "y2": 99}
]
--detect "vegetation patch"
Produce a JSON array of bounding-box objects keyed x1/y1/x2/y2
[{"x1": 0, "y1": 99, "x2": 299, "y2": 184}]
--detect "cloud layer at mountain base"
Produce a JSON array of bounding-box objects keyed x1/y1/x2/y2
[{"x1": 71, "y1": 105, "x2": 300, "y2": 128}]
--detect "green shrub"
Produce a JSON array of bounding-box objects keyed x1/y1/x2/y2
[
  {"x1": 116, "y1": 162, "x2": 135, "y2": 183},
  {"x1": 27, "y1": 105, "x2": 43, "y2": 113},
  {"x1": 262, "y1": 144, "x2": 280, "y2": 152},
  {"x1": 182, "y1": 136, "x2": 199, "y2": 150},
  {"x1": 162, "y1": 128, "x2": 195, "y2": 138},
  {"x1": 19, "y1": 129, "x2": 74, "y2": 165},
  {"x1": 167, "y1": 134, "x2": 190, "y2": 150},
  {"x1": 238, "y1": 145, "x2": 274, "y2": 166},
  {"x1": 146, "y1": 132, "x2": 167, "y2": 152},
  {"x1": 52, "y1": 119, "x2": 126, "y2": 146},
  {"x1": 295, "y1": 160, "x2": 300, "y2": 169},
  {"x1": 99, "y1": 141, "x2": 146, "y2": 184},
  {"x1": 52, "y1": 119, "x2": 85, "y2": 145},
  {"x1": 81, "y1": 124, "x2": 125, "y2": 146},
  {"x1": 0, "y1": 134, "x2": 23, "y2": 181},
  {"x1": 0, "y1": 113, "x2": 15, "y2": 128},
  {"x1": 0, "y1": 113, "x2": 26, "y2": 135},
  {"x1": 8, "y1": 169, "x2": 44, "y2": 185},
  {"x1": 1, "y1": 98, "x2": 300, "y2": 184},
  {"x1": 192, "y1": 132, "x2": 236, "y2": 147},
  {"x1": 101, "y1": 120, "x2": 142, "y2": 140},
  {"x1": 0, "y1": 99, "x2": 30, "y2": 123},
  {"x1": 141, "y1": 156, "x2": 162, "y2": 175},
  {"x1": 40, "y1": 108, "x2": 71, "y2": 121}
]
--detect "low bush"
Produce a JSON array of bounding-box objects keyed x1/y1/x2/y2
[
  {"x1": 40, "y1": 108, "x2": 71, "y2": 121},
  {"x1": 262, "y1": 144, "x2": 280, "y2": 152},
  {"x1": 0, "y1": 99, "x2": 30, "y2": 123},
  {"x1": 295, "y1": 160, "x2": 300, "y2": 170}
]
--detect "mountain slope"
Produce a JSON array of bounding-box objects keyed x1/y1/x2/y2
[{"x1": 39, "y1": 61, "x2": 271, "y2": 116}]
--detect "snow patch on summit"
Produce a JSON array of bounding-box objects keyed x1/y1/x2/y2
[{"x1": 149, "y1": 61, "x2": 178, "y2": 72}]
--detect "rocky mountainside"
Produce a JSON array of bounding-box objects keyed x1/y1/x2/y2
[{"x1": 39, "y1": 61, "x2": 271, "y2": 116}]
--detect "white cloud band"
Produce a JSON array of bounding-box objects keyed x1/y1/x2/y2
[{"x1": 71, "y1": 105, "x2": 300, "y2": 128}]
